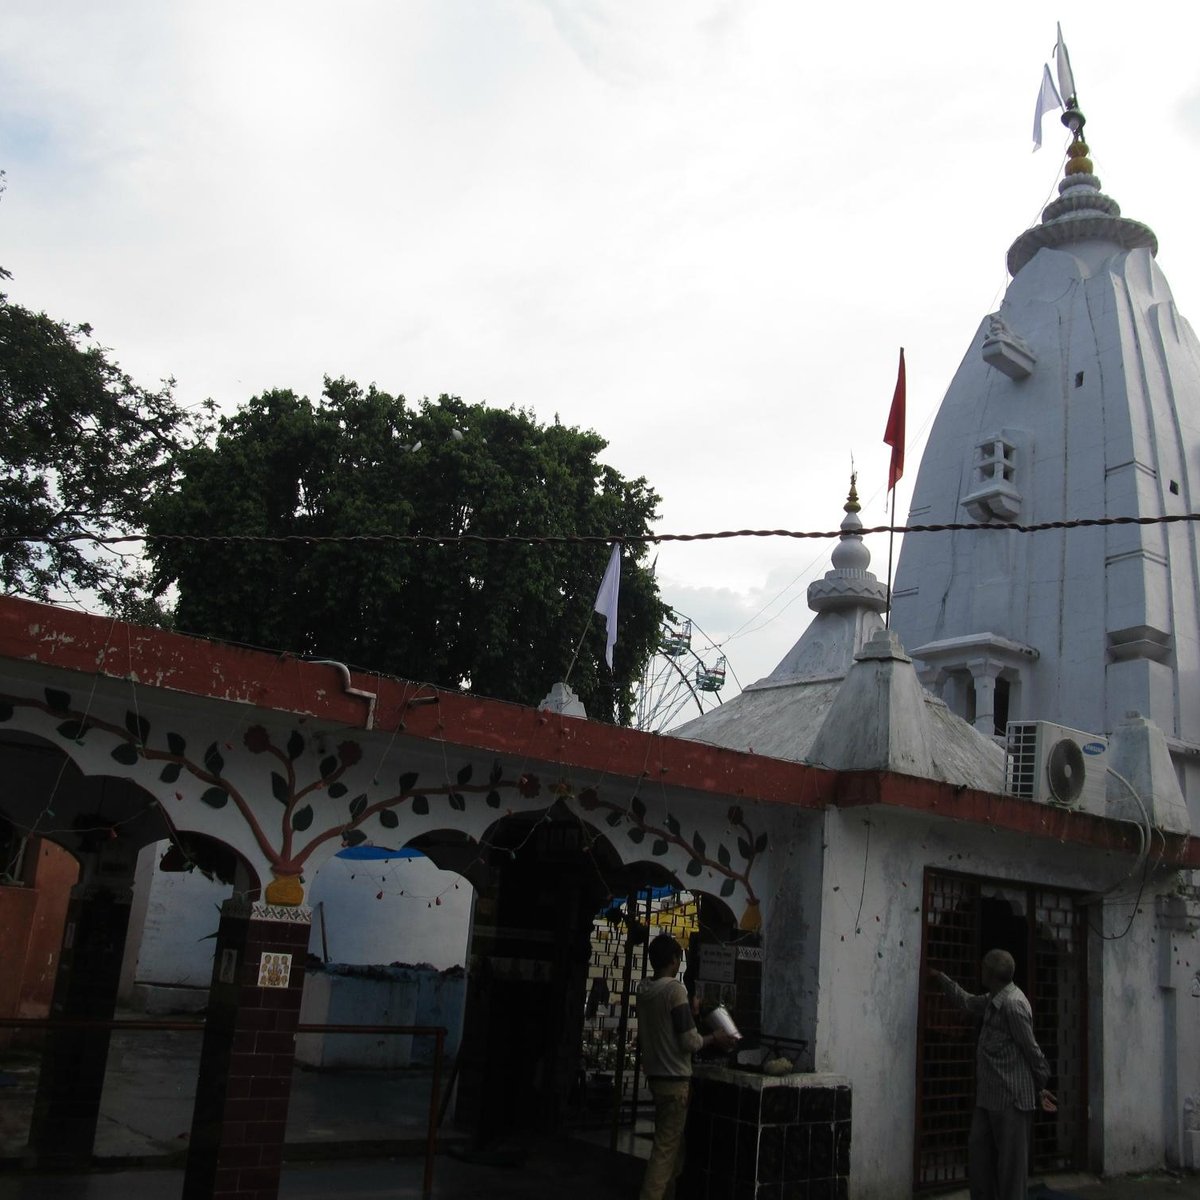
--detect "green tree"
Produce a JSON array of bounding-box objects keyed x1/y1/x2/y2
[
  {"x1": 147, "y1": 381, "x2": 665, "y2": 723},
  {"x1": 0, "y1": 270, "x2": 208, "y2": 616}
]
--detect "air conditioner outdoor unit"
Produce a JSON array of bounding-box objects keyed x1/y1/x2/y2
[{"x1": 1005, "y1": 721, "x2": 1109, "y2": 816}]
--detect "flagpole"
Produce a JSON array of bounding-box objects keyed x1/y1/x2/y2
[
  {"x1": 882, "y1": 346, "x2": 906, "y2": 630},
  {"x1": 565, "y1": 541, "x2": 622, "y2": 687},
  {"x1": 563, "y1": 612, "x2": 594, "y2": 688},
  {"x1": 885, "y1": 486, "x2": 896, "y2": 630}
]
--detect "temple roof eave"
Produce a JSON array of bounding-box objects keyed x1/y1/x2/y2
[
  {"x1": 910, "y1": 632, "x2": 1040, "y2": 668},
  {"x1": 1006, "y1": 172, "x2": 1157, "y2": 277}
]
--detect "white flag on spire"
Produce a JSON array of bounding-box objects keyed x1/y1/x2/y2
[
  {"x1": 1032, "y1": 63, "x2": 1063, "y2": 151},
  {"x1": 1055, "y1": 22, "x2": 1076, "y2": 105},
  {"x1": 593, "y1": 543, "x2": 621, "y2": 670}
]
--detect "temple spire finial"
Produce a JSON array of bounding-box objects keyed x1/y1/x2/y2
[
  {"x1": 1054, "y1": 26, "x2": 1093, "y2": 174},
  {"x1": 845, "y1": 469, "x2": 860, "y2": 515}
]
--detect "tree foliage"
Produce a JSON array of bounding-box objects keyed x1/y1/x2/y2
[
  {"x1": 148, "y1": 381, "x2": 665, "y2": 723},
  {"x1": 0, "y1": 273, "x2": 208, "y2": 616}
]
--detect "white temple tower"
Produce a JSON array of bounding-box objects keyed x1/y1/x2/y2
[{"x1": 890, "y1": 111, "x2": 1200, "y2": 820}]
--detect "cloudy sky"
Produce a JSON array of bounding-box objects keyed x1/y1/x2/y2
[{"x1": 3, "y1": 2, "x2": 1198, "y2": 707}]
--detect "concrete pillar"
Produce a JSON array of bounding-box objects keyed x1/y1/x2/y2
[
  {"x1": 183, "y1": 898, "x2": 312, "y2": 1200},
  {"x1": 116, "y1": 840, "x2": 158, "y2": 1005},
  {"x1": 968, "y1": 658, "x2": 1004, "y2": 736},
  {"x1": 27, "y1": 867, "x2": 135, "y2": 1167}
]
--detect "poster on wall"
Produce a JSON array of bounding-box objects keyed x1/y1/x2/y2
[
  {"x1": 257, "y1": 952, "x2": 292, "y2": 989},
  {"x1": 697, "y1": 943, "x2": 736, "y2": 983}
]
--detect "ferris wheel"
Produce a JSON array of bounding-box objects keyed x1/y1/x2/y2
[{"x1": 634, "y1": 609, "x2": 730, "y2": 733}]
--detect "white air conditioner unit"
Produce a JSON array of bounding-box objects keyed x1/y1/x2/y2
[{"x1": 1005, "y1": 721, "x2": 1109, "y2": 816}]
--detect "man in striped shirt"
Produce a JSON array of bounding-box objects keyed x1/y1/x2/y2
[{"x1": 932, "y1": 949, "x2": 1057, "y2": 1200}]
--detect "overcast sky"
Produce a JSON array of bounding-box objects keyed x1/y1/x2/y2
[{"x1": 3, "y1": 2, "x2": 1198, "y2": 707}]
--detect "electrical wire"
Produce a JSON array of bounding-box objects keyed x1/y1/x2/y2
[
  {"x1": 1, "y1": 511, "x2": 1196, "y2": 551},
  {"x1": 1082, "y1": 766, "x2": 1161, "y2": 941}
]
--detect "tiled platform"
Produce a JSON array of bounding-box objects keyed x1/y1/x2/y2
[{"x1": 682, "y1": 1067, "x2": 851, "y2": 1200}]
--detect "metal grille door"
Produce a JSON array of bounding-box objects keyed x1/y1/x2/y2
[
  {"x1": 916, "y1": 873, "x2": 981, "y2": 1188},
  {"x1": 914, "y1": 871, "x2": 1088, "y2": 1190},
  {"x1": 1030, "y1": 888, "x2": 1087, "y2": 1172}
]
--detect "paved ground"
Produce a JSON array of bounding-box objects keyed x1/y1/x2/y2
[
  {"x1": 0, "y1": 1142, "x2": 644, "y2": 1199},
  {"x1": 0, "y1": 1022, "x2": 647, "y2": 1195},
  {"x1": 0, "y1": 1028, "x2": 1193, "y2": 1198},
  {"x1": 0, "y1": 1024, "x2": 448, "y2": 1163},
  {"x1": 0, "y1": 1158, "x2": 1191, "y2": 1200}
]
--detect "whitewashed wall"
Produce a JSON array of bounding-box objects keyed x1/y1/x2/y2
[
  {"x1": 118, "y1": 841, "x2": 230, "y2": 999},
  {"x1": 119, "y1": 845, "x2": 474, "y2": 1009},
  {"x1": 774, "y1": 807, "x2": 1200, "y2": 1200},
  {"x1": 304, "y1": 853, "x2": 473, "y2": 970}
]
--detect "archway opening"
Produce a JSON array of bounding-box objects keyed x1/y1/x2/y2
[{"x1": 452, "y1": 805, "x2": 757, "y2": 1160}]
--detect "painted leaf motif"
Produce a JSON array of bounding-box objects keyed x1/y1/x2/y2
[
  {"x1": 44, "y1": 688, "x2": 71, "y2": 714},
  {"x1": 159, "y1": 763, "x2": 182, "y2": 784},
  {"x1": 204, "y1": 743, "x2": 224, "y2": 775},
  {"x1": 398, "y1": 771, "x2": 419, "y2": 793},
  {"x1": 349, "y1": 794, "x2": 368, "y2": 819},
  {"x1": 664, "y1": 813, "x2": 681, "y2": 837},
  {"x1": 342, "y1": 829, "x2": 368, "y2": 847},
  {"x1": 486, "y1": 791, "x2": 501, "y2": 808},
  {"x1": 630, "y1": 795, "x2": 646, "y2": 820},
  {"x1": 125, "y1": 711, "x2": 151, "y2": 744},
  {"x1": 327, "y1": 782, "x2": 348, "y2": 800},
  {"x1": 167, "y1": 732, "x2": 186, "y2": 756},
  {"x1": 379, "y1": 809, "x2": 399, "y2": 829},
  {"x1": 271, "y1": 772, "x2": 290, "y2": 804},
  {"x1": 489, "y1": 760, "x2": 503, "y2": 785},
  {"x1": 456, "y1": 764, "x2": 473, "y2": 786},
  {"x1": 291, "y1": 805, "x2": 314, "y2": 831},
  {"x1": 287, "y1": 731, "x2": 305, "y2": 761},
  {"x1": 319, "y1": 755, "x2": 339, "y2": 779},
  {"x1": 110, "y1": 743, "x2": 139, "y2": 766},
  {"x1": 0, "y1": 702, "x2": 12, "y2": 722},
  {"x1": 685, "y1": 859, "x2": 703, "y2": 877},
  {"x1": 627, "y1": 827, "x2": 645, "y2": 844},
  {"x1": 720, "y1": 878, "x2": 736, "y2": 898},
  {"x1": 57, "y1": 719, "x2": 91, "y2": 740},
  {"x1": 755, "y1": 832, "x2": 768, "y2": 853},
  {"x1": 412, "y1": 795, "x2": 429, "y2": 816},
  {"x1": 651, "y1": 839, "x2": 669, "y2": 856},
  {"x1": 737, "y1": 837, "x2": 753, "y2": 860},
  {"x1": 717, "y1": 843, "x2": 731, "y2": 867},
  {"x1": 449, "y1": 793, "x2": 466, "y2": 812},
  {"x1": 692, "y1": 831, "x2": 706, "y2": 857},
  {"x1": 201, "y1": 787, "x2": 228, "y2": 809},
  {"x1": 605, "y1": 810, "x2": 623, "y2": 828}
]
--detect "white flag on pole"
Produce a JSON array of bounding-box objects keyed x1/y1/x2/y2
[
  {"x1": 593, "y1": 544, "x2": 621, "y2": 671},
  {"x1": 1032, "y1": 63, "x2": 1063, "y2": 151},
  {"x1": 1055, "y1": 23, "x2": 1076, "y2": 106}
]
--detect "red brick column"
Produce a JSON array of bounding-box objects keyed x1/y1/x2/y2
[{"x1": 183, "y1": 898, "x2": 311, "y2": 1200}]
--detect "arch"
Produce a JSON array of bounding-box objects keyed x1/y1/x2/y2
[
  {"x1": 0, "y1": 729, "x2": 171, "y2": 860},
  {"x1": 303, "y1": 829, "x2": 477, "y2": 972},
  {"x1": 156, "y1": 829, "x2": 261, "y2": 895}
]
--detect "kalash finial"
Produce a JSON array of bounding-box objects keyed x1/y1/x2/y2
[
  {"x1": 1054, "y1": 24, "x2": 1094, "y2": 174},
  {"x1": 845, "y1": 471, "x2": 860, "y2": 515}
]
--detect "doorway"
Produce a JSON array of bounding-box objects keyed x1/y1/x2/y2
[{"x1": 914, "y1": 870, "x2": 1088, "y2": 1190}]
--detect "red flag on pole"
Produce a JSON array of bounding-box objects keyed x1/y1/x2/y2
[{"x1": 884, "y1": 348, "x2": 906, "y2": 493}]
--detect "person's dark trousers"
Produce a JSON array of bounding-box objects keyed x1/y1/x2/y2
[{"x1": 968, "y1": 1105, "x2": 1033, "y2": 1200}]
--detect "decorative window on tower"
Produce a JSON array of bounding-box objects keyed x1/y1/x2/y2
[{"x1": 962, "y1": 433, "x2": 1022, "y2": 521}]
